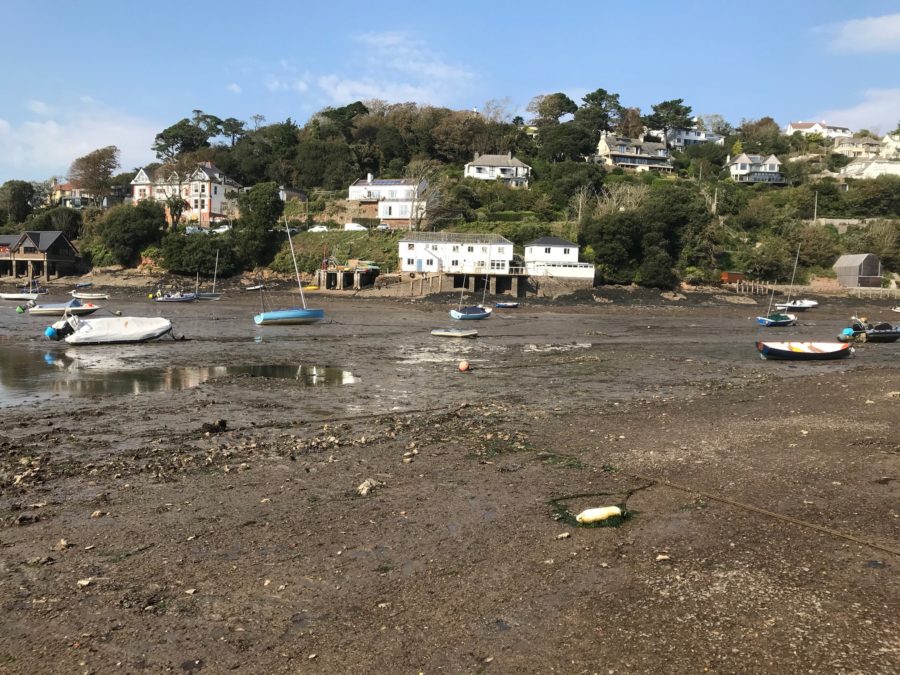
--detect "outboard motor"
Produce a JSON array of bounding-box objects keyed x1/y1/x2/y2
[{"x1": 44, "y1": 318, "x2": 74, "y2": 341}]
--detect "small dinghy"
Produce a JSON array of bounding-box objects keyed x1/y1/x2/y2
[
  {"x1": 757, "y1": 341, "x2": 852, "y2": 360},
  {"x1": 70, "y1": 290, "x2": 109, "y2": 300},
  {"x1": 838, "y1": 319, "x2": 900, "y2": 343},
  {"x1": 28, "y1": 298, "x2": 100, "y2": 317},
  {"x1": 494, "y1": 301, "x2": 519, "y2": 309},
  {"x1": 431, "y1": 328, "x2": 478, "y2": 338},
  {"x1": 153, "y1": 290, "x2": 197, "y2": 302},
  {"x1": 254, "y1": 308, "x2": 325, "y2": 325},
  {"x1": 45, "y1": 314, "x2": 172, "y2": 345},
  {"x1": 756, "y1": 312, "x2": 797, "y2": 327},
  {"x1": 2, "y1": 282, "x2": 48, "y2": 301}
]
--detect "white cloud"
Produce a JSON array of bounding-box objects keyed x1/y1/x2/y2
[
  {"x1": 0, "y1": 102, "x2": 158, "y2": 182},
  {"x1": 316, "y1": 31, "x2": 474, "y2": 106},
  {"x1": 264, "y1": 76, "x2": 308, "y2": 93},
  {"x1": 818, "y1": 88, "x2": 900, "y2": 133},
  {"x1": 825, "y1": 13, "x2": 900, "y2": 53},
  {"x1": 26, "y1": 99, "x2": 52, "y2": 115},
  {"x1": 226, "y1": 82, "x2": 242, "y2": 94}
]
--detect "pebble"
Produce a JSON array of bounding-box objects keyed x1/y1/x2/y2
[{"x1": 556, "y1": 532, "x2": 571, "y2": 540}]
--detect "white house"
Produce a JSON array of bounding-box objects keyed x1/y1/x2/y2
[
  {"x1": 649, "y1": 120, "x2": 725, "y2": 149},
  {"x1": 596, "y1": 131, "x2": 673, "y2": 172},
  {"x1": 840, "y1": 158, "x2": 900, "y2": 179},
  {"x1": 131, "y1": 162, "x2": 241, "y2": 225},
  {"x1": 348, "y1": 175, "x2": 427, "y2": 228},
  {"x1": 726, "y1": 153, "x2": 785, "y2": 184},
  {"x1": 785, "y1": 121, "x2": 852, "y2": 139},
  {"x1": 881, "y1": 133, "x2": 900, "y2": 159},
  {"x1": 832, "y1": 136, "x2": 881, "y2": 160},
  {"x1": 463, "y1": 152, "x2": 531, "y2": 187},
  {"x1": 523, "y1": 236, "x2": 594, "y2": 280},
  {"x1": 398, "y1": 232, "x2": 514, "y2": 276}
]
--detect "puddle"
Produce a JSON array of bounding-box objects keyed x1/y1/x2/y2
[
  {"x1": 0, "y1": 349, "x2": 356, "y2": 405},
  {"x1": 523, "y1": 342, "x2": 593, "y2": 353}
]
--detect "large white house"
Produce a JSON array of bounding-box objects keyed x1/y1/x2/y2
[
  {"x1": 785, "y1": 121, "x2": 852, "y2": 139},
  {"x1": 726, "y1": 153, "x2": 785, "y2": 184},
  {"x1": 649, "y1": 121, "x2": 725, "y2": 150},
  {"x1": 398, "y1": 232, "x2": 515, "y2": 276},
  {"x1": 463, "y1": 152, "x2": 532, "y2": 187},
  {"x1": 347, "y1": 175, "x2": 427, "y2": 228},
  {"x1": 832, "y1": 136, "x2": 881, "y2": 160},
  {"x1": 523, "y1": 236, "x2": 594, "y2": 280},
  {"x1": 596, "y1": 131, "x2": 673, "y2": 172},
  {"x1": 881, "y1": 133, "x2": 900, "y2": 159},
  {"x1": 131, "y1": 162, "x2": 241, "y2": 225}
]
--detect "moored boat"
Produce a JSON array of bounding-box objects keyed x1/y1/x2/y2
[
  {"x1": 153, "y1": 290, "x2": 197, "y2": 302},
  {"x1": 431, "y1": 328, "x2": 478, "y2": 338},
  {"x1": 757, "y1": 341, "x2": 852, "y2": 360},
  {"x1": 71, "y1": 290, "x2": 110, "y2": 300},
  {"x1": 28, "y1": 298, "x2": 101, "y2": 317},
  {"x1": 254, "y1": 308, "x2": 325, "y2": 325},
  {"x1": 450, "y1": 305, "x2": 492, "y2": 320},
  {"x1": 838, "y1": 318, "x2": 900, "y2": 343},
  {"x1": 756, "y1": 312, "x2": 797, "y2": 327},
  {"x1": 494, "y1": 301, "x2": 519, "y2": 309},
  {"x1": 775, "y1": 299, "x2": 817, "y2": 312},
  {"x1": 45, "y1": 315, "x2": 172, "y2": 345}
]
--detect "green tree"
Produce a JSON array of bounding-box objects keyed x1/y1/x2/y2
[
  {"x1": 98, "y1": 200, "x2": 166, "y2": 265},
  {"x1": 537, "y1": 122, "x2": 594, "y2": 162},
  {"x1": 26, "y1": 206, "x2": 83, "y2": 240},
  {"x1": 574, "y1": 88, "x2": 623, "y2": 143},
  {"x1": 0, "y1": 180, "x2": 36, "y2": 225},
  {"x1": 153, "y1": 118, "x2": 212, "y2": 161},
  {"x1": 221, "y1": 118, "x2": 247, "y2": 146},
  {"x1": 527, "y1": 93, "x2": 578, "y2": 126},
  {"x1": 615, "y1": 107, "x2": 644, "y2": 138},
  {"x1": 643, "y1": 98, "x2": 694, "y2": 147},
  {"x1": 68, "y1": 145, "x2": 120, "y2": 207},
  {"x1": 235, "y1": 182, "x2": 283, "y2": 266}
]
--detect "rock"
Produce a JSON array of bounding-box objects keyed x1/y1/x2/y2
[
  {"x1": 556, "y1": 532, "x2": 571, "y2": 540},
  {"x1": 655, "y1": 553, "x2": 671, "y2": 562},
  {"x1": 53, "y1": 539, "x2": 71, "y2": 552},
  {"x1": 90, "y1": 510, "x2": 106, "y2": 519},
  {"x1": 201, "y1": 420, "x2": 227, "y2": 433},
  {"x1": 576, "y1": 506, "x2": 622, "y2": 524},
  {"x1": 76, "y1": 578, "x2": 94, "y2": 588},
  {"x1": 356, "y1": 478, "x2": 383, "y2": 496}
]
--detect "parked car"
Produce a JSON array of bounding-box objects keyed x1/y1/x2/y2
[
  {"x1": 185, "y1": 225, "x2": 207, "y2": 235},
  {"x1": 211, "y1": 224, "x2": 232, "y2": 234},
  {"x1": 308, "y1": 225, "x2": 328, "y2": 233},
  {"x1": 343, "y1": 223, "x2": 367, "y2": 231},
  {"x1": 375, "y1": 223, "x2": 391, "y2": 231}
]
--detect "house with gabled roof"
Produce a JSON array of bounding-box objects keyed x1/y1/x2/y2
[
  {"x1": 596, "y1": 131, "x2": 673, "y2": 173},
  {"x1": 785, "y1": 121, "x2": 852, "y2": 139},
  {"x1": 131, "y1": 162, "x2": 241, "y2": 227},
  {"x1": 881, "y1": 133, "x2": 900, "y2": 159},
  {"x1": 464, "y1": 152, "x2": 532, "y2": 187},
  {"x1": 523, "y1": 236, "x2": 594, "y2": 280},
  {"x1": 726, "y1": 153, "x2": 786, "y2": 184},
  {"x1": 347, "y1": 174, "x2": 428, "y2": 229},
  {"x1": 833, "y1": 136, "x2": 881, "y2": 160},
  {"x1": 0, "y1": 231, "x2": 80, "y2": 280}
]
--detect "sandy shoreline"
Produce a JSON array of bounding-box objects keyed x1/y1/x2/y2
[{"x1": 1, "y1": 296, "x2": 898, "y2": 673}]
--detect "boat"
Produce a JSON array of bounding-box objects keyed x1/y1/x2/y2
[
  {"x1": 431, "y1": 328, "x2": 478, "y2": 338},
  {"x1": 837, "y1": 318, "x2": 900, "y2": 343},
  {"x1": 244, "y1": 284, "x2": 265, "y2": 291},
  {"x1": 27, "y1": 298, "x2": 101, "y2": 317},
  {"x1": 450, "y1": 305, "x2": 492, "y2": 320},
  {"x1": 70, "y1": 290, "x2": 110, "y2": 300},
  {"x1": 756, "y1": 341, "x2": 853, "y2": 360},
  {"x1": 196, "y1": 251, "x2": 221, "y2": 300},
  {"x1": 45, "y1": 314, "x2": 172, "y2": 345},
  {"x1": 74, "y1": 281, "x2": 93, "y2": 289},
  {"x1": 892, "y1": 306, "x2": 900, "y2": 313},
  {"x1": 494, "y1": 301, "x2": 519, "y2": 309},
  {"x1": 254, "y1": 219, "x2": 324, "y2": 326},
  {"x1": 1, "y1": 291, "x2": 44, "y2": 301},
  {"x1": 153, "y1": 290, "x2": 197, "y2": 302},
  {"x1": 756, "y1": 312, "x2": 797, "y2": 327},
  {"x1": 2, "y1": 280, "x2": 48, "y2": 300},
  {"x1": 775, "y1": 299, "x2": 817, "y2": 312}
]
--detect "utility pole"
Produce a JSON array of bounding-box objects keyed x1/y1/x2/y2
[
  {"x1": 813, "y1": 190, "x2": 818, "y2": 223},
  {"x1": 712, "y1": 186, "x2": 718, "y2": 215}
]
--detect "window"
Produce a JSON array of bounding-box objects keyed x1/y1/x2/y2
[
  {"x1": 200, "y1": 199, "x2": 206, "y2": 209},
  {"x1": 451, "y1": 259, "x2": 459, "y2": 267},
  {"x1": 431, "y1": 245, "x2": 439, "y2": 251},
  {"x1": 563, "y1": 248, "x2": 570, "y2": 255},
  {"x1": 406, "y1": 258, "x2": 414, "y2": 265},
  {"x1": 193, "y1": 199, "x2": 199, "y2": 209},
  {"x1": 193, "y1": 185, "x2": 199, "y2": 194},
  {"x1": 200, "y1": 184, "x2": 206, "y2": 194},
  {"x1": 481, "y1": 246, "x2": 488, "y2": 253},
  {"x1": 388, "y1": 190, "x2": 396, "y2": 198},
  {"x1": 426, "y1": 259, "x2": 434, "y2": 266},
  {"x1": 740, "y1": 163, "x2": 748, "y2": 170},
  {"x1": 467, "y1": 246, "x2": 474, "y2": 252},
  {"x1": 618, "y1": 145, "x2": 627, "y2": 152},
  {"x1": 399, "y1": 204, "x2": 409, "y2": 216},
  {"x1": 386, "y1": 206, "x2": 392, "y2": 216},
  {"x1": 476, "y1": 261, "x2": 485, "y2": 268},
  {"x1": 544, "y1": 247, "x2": 551, "y2": 254},
  {"x1": 138, "y1": 188, "x2": 147, "y2": 198},
  {"x1": 452, "y1": 245, "x2": 459, "y2": 252},
  {"x1": 407, "y1": 243, "x2": 414, "y2": 250},
  {"x1": 213, "y1": 186, "x2": 218, "y2": 195},
  {"x1": 491, "y1": 260, "x2": 505, "y2": 270},
  {"x1": 475, "y1": 167, "x2": 485, "y2": 173},
  {"x1": 498, "y1": 247, "x2": 505, "y2": 254}
]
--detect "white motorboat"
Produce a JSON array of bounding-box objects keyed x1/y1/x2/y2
[
  {"x1": 70, "y1": 290, "x2": 110, "y2": 300},
  {"x1": 28, "y1": 299, "x2": 101, "y2": 317},
  {"x1": 45, "y1": 315, "x2": 172, "y2": 345}
]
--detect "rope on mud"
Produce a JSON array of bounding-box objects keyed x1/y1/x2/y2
[{"x1": 628, "y1": 472, "x2": 900, "y2": 558}]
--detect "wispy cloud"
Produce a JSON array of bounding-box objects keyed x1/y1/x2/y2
[
  {"x1": 317, "y1": 31, "x2": 475, "y2": 106},
  {"x1": 26, "y1": 99, "x2": 52, "y2": 115},
  {"x1": 226, "y1": 82, "x2": 242, "y2": 94},
  {"x1": 264, "y1": 75, "x2": 308, "y2": 93},
  {"x1": 818, "y1": 88, "x2": 900, "y2": 134},
  {"x1": 822, "y1": 13, "x2": 900, "y2": 53},
  {"x1": 0, "y1": 100, "x2": 158, "y2": 181}
]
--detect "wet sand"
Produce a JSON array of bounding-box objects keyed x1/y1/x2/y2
[{"x1": 1, "y1": 290, "x2": 898, "y2": 673}]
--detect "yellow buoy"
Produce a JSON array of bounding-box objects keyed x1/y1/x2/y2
[{"x1": 575, "y1": 506, "x2": 622, "y2": 524}]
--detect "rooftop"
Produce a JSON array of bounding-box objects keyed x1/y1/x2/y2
[
  {"x1": 398, "y1": 232, "x2": 513, "y2": 245},
  {"x1": 526, "y1": 236, "x2": 577, "y2": 248}
]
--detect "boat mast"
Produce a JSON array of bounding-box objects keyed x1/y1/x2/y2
[
  {"x1": 212, "y1": 249, "x2": 219, "y2": 294},
  {"x1": 786, "y1": 244, "x2": 800, "y2": 305},
  {"x1": 285, "y1": 217, "x2": 307, "y2": 309}
]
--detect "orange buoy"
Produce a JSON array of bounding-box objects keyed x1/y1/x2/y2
[{"x1": 458, "y1": 360, "x2": 470, "y2": 372}]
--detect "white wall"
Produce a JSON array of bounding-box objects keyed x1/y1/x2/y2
[
  {"x1": 524, "y1": 244, "x2": 579, "y2": 264},
  {"x1": 398, "y1": 240, "x2": 513, "y2": 274}
]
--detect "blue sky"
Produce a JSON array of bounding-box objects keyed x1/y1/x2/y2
[{"x1": 1, "y1": 0, "x2": 899, "y2": 182}]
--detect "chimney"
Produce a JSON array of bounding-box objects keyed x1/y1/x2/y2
[
  {"x1": 367, "y1": 173, "x2": 373, "y2": 184},
  {"x1": 507, "y1": 151, "x2": 512, "y2": 160},
  {"x1": 474, "y1": 152, "x2": 479, "y2": 160}
]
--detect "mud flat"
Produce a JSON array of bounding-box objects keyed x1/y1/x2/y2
[{"x1": 1, "y1": 293, "x2": 898, "y2": 673}]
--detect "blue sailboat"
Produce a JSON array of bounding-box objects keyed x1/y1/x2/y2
[{"x1": 254, "y1": 220, "x2": 324, "y2": 326}]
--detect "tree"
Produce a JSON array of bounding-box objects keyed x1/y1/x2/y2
[
  {"x1": 537, "y1": 122, "x2": 593, "y2": 162},
  {"x1": 738, "y1": 117, "x2": 788, "y2": 155},
  {"x1": 697, "y1": 114, "x2": 734, "y2": 136},
  {"x1": 221, "y1": 118, "x2": 247, "y2": 146},
  {"x1": 165, "y1": 193, "x2": 189, "y2": 226},
  {"x1": 152, "y1": 119, "x2": 212, "y2": 161},
  {"x1": 0, "y1": 180, "x2": 36, "y2": 225},
  {"x1": 98, "y1": 200, "x2": 166, "y2": 265},
  {"x1": 235, "y1": 182, "x2": 282, "y2": 266},
  {"x1": 68, "y1": 146, "x2": 120, "y2": 207},
  {"x1": 574, "y1": 88, "x2": 623, "y2": 143},
  {"x1": 643, "y1": 99, "x2": 693, "y2": 147},
  {"x1": 404, "y1": 159, "x2": 442, "y2": 230},
  {"x1": 615, "y1": 107, "x2": 644, "y2": 138},
  {"x1": 527, "y1": 93, "x2": 577, "y2": 126},
  {"x1": 26, "y1": 206, "x2": 83, "y2": 240}
]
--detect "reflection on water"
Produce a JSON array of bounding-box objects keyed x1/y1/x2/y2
[{"x1": 0, "y1": 347, "x2": 356, "y2": 405}]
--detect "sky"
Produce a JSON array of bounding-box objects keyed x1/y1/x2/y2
[{"x1": 1, "y1": 0, "x2": 899, "y2": 183}]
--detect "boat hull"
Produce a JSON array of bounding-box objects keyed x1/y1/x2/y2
[
  {"x1": 756, "y1": 313, "x2": 797, "y2": 327},
  {"x1": 29, "y1": 302, "x2": 100, "y2": 317},
  {"x1": 431, "y1": 328, "x2": 478, "y2": 338},
  {"x1": 757, "y1": 341, "x2": 852, "y2": 361},
  {"x1": 154, "y1": 292, "x2": 197, "y2": 302},
  {"x1": 254, "y1": 308, "x2": 325, "y2": 325},
  {"x1": 1, "y1": 292, "x2": 42, "y2": 301},
  {"x1": 494, "y1": 302, "x2": 519, "y2": 309},
  {"x1": 196, "y1": 293, "x2": 221, "y2": 301},
  {"x1": 71, "y1": 291, "x2": 109, "y2": 300},
  {"x1": 48, "y1": 316, "x2": 173, "y2": 345},
  {"x1": 450, "y1": 306, "x2": 492, "y2": 320}
]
